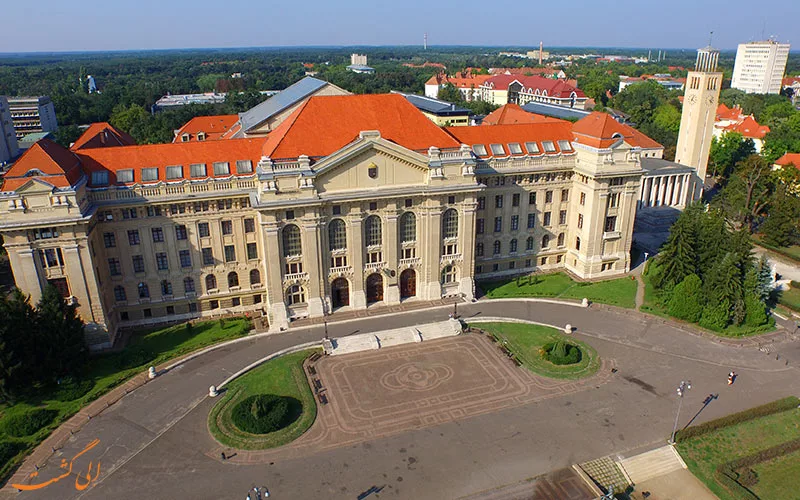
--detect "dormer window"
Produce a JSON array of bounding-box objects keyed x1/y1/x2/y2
[
  {"x1": 190, "y1": 163, "x2": 207, "y2": 178},
  {"x1": 212, "y1": 162, "x2": 230, "y2": 176},
  {"x1": 490, "y1": 144, "x2": 505, "y2": 156},
  {"x1": 197, "y1": 132, "x2": 206, "y2": 141},
  {"x1": 181, "y1": 134, "x2": 190, "y2": 142},
  {"x1": 508, "y1": 143, "x2": 523, "y2": 155},
  {"x1": 141, "y1": 167, "x2": 159, "y2": 182},
  {"x1": 165, "y1": 165, "x2": 183, "y2": 180},
  {"x1": 525, "y1": 142, "x2": 540, "y2": 154},
  {"x1": 91, "y1": 171, "x2": 109, "y2": 186},
  {"x1": 542, "y1": 141, "x2": 556, "y2": 152},
  {"x1": 236, "y1": 160, "x2": 253, "y2": 174},
  {"x1": 472, "y1": 144, "x2": 487, "y2": 156},
  {"x1": 557, "y1": 140, "x2": 572, "y2": 151},
  {"x1": 24, "y1": 169, "x2": 43, "y2": 177},
  {"x1": 117, "y1": 169, "x2": 134, "y2": 183}
]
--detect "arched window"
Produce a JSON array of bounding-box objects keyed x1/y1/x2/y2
[
  {"x1": 205, "y1": 274, "x2": 217, "y2": 291},
  {"x1": 184, "y1": 277, "x2": 195, "y2": 293},
  {"x1": 114, "y1": 286, "x2": 127, "y2": 302},
  {"x1": 328, "y1": 219, "x2": 347, "y2": 251},
  {"x1": 442, "y1": 208, "x2": 459, "y2": 239},
  {"x1": 510, "y1": 239, "x2": 518, "y2": 253},
  {"x1": 400, "y1": 212, "x2": 416, "y2": 243},
  {"x1": 542, "y1": 235, "x2": 550, "y2": 248},
  {"x1": 476, "y1": 242, "x2": 484, "y2": 257},
  {"x1": 557, "y1": 232, "x2": 565, "y2": 247},
  {"x1": 365, "y1": 215, "x2": 382, "y2": 246},
  {"x1": 493, "y1": 240, "x2": 501, "y2": 255},
  {"x1": 526, "y1": 236, "x2": 534, "y2": 251},
  {"x1": 575, "y1": 236, "x2": 581, "y2": 251},
  {"x1": 138, "y1": 282, "x2": 150, "y2": 298},
  {"x1": 161, "y1": 280, "x2": 172, "y2": 296},
  {"x1": 441, "y1": 265, "x2": 457, "y2": 284},
  {"x1": 228, "y1": 271, "x2": 239, "y2": 288},
  {"x1": 286, "y1": 284, "x2": 305, "y2": 305},
  {"x1": 282, "y1": 224, "x2": 302, "y2": 257},
  {"x1": 249, "y1": 269, "x2": 261, "y2": 285}
]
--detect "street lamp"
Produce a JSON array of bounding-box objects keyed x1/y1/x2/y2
[{"x1": 669, "y1": 380, "x2": 691, "y2": 445}]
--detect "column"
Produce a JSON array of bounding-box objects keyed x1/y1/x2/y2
[
  {"x1": 419, "y1": 203, "x2": 443, "y2": 300},
  {"x1": 383, "y1": 203, "x2": 401, "y2": 305},
  {"x1": 347, "y1": 210, "x2": 366, "y2": 309},
  {"x1": 657, "y1": 177, "x2": 666, "y2": 207},
  {"x1": 649, "y1": 177, "x2": 659, "y2": 207},
  {"x1": 63, "y1": 240, "x2": 105, "y2": 326},
  {"x1": 261, "y1": 220, "x2": 288, "y2": 331},
  {"x1": 301, "y1": 215, "x2": 324, "y2": 317},
  {"x1": 13, "y1": 248, "x2": 43, "y2": 303},
  {"x1": 459, "y1": 198, "x2": 478, "y2": 300}
]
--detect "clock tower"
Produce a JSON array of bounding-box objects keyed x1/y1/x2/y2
[{"x1": 675, "y1": 45, "x2": 722, "y2": 201}]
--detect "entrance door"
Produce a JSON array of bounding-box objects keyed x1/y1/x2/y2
[
  {"x1": 331, "y1": 278, "x2": 350, "y2": 308},
  {"x1": 400, "y1": 269, "x2": 416, "y2": 299},
  {"x1": 366, "y1": 273, "x2": 384, "y2": 304}
]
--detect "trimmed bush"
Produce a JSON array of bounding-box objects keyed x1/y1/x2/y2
[
  {"x1": 231, "y1": 394, "x2": 301, "y2": 435},
  {"x1": 541, "y1": 341, "x2": 582, "y2": 365},
  {"x1": 2, "y1": 408, "x2": 59, "y2": 437},
  {"x1": 668, "y1": 274, "x2": 704, "y2": 322},
  {"x1": 744, "y1": 295, "x2": 769, "y2": 327},
  {"x1": 52, "y1": 378, "x2": 95, "y2": 402},
  {"x1": 714, "y1": 437, "x2": 800, "y2": 499},
  {"x1": 699, "y1": 300, "x2": 731, "y2": 331},
  {"x1": 676, "y1": 396, "x2": 800, "y2": 442}
]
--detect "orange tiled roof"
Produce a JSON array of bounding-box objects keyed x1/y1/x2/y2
[
  {"x1": 782, "y1": 77, "x2": 800, "y2": 86},
  {"x1": 572, "y1": 112, "x2": 662, "y2": 149},
  {"x1": 481, "y1": 74, "x2": 586, "y2": 98},
  {"x1": 2, "y1": 139, "x2": 84, "y2": 191},
  {"x1": 445, "y1": 122, "x2": 575, "y2": 157},
  {"x1": 71, "y1": 122, "x2": 136, "y2": 150},
  {"x1": 482, "y1": 103, "x2": 562, "y2": 126},
  {"x1": 716, "y1": 103, "x2": 744, "y2": 121},
  {"x1": 262, "y1": 94, "x2": 460, "y2": 159},
  {"x1": 174, "y1": 114, "x2": 239, "y2": 142},
  {"x1": 488, "y1": 67, "x2": 561, "y2": 77},
  {"x1": 424, "y1": 73, "x2": 492, "y2": 89},
  {"x1": 723, "y1": 115, "x2": 770, "y2": 139},
  {"x1": 775, "y1": 153, "x2": 800, "y2": 168}
]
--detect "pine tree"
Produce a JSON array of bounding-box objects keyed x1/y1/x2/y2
[
  {"x1": 695, "y1": 208, "x2": 730, "y2": 281},
  {"x1": 667, "y1": 274, "x2": 705, "y2": 323},
  {"x1": 653, "y1": 209, "x2": 697, "y2": 293},
  {"x1": 756, "y1": 256, "x2": 774, "y2": 303},
  {"x1": 699, "y1": 300, "x2": 731, "y2": 331},
  {"x1": 762, "y1": 191, "x2": 799, "y2": 247},
  {"x1": 36, "y1": 285, "x2": 87, "y2": 382},
  {"x1": 0, "y1": 290, "x2": 36, "y2": 396},
  {"x1": 744, "y1": 294, "x2": 769, "y2": 327}
]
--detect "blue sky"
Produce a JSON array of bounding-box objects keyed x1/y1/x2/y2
[{"x1": 1, "y1": 0, "x2": 797, "y2": 53}]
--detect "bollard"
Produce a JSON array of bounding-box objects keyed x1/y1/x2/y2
[
  {"x1": 565, "y1": 324, "x2": 572, "y2": 334},
  {"x1": 581, "y1": 298, "x2": 589, "y2": 308},
  {"x1": 148, "y1": 366, "x2": 157, "y2": 379},
  {"x1": 209, "y1": 385, "x2": 219, "y2": 397}
]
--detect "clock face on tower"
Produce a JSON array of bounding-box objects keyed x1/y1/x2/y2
[
  {"x1": 687, "y1": 94, "x2": 698, "y2": 104},
  {"x1": 706, "y1": 95, "x2": 716, "y2": 106}
]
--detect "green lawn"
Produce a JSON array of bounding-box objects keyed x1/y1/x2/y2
[
  {"x1": 208, "y1": 349, "x2": 318, "y2": 450},
  {"x1": 479, "y1": 272, "x2": 638, "y2": 309},
  {"x1": 750, "y1": 449, "x2": 800, "y2": 499},
  {"x1": 778, "y1": 282, "x2": 800, "y2": 312},
  {"x1": 676, "y1": 405, "x2": 800, "y2": 500},
  {"x1": 470, "y1": 322, "x2": 600, "y2": 379},
  {"x1": 754, "y1": 237, "x2": 800, "y2": 264},
  {"x1": 0, "y1": 317, "x2": 251, "y2": 483}
]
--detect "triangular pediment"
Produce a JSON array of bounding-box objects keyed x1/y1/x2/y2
[{"x1": 14, "y1": 177, "x2": 58, "y2": 193}]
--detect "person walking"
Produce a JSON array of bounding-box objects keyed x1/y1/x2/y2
[{"x1": 727, "y1": 371, "x2": 736, "y2": 385}]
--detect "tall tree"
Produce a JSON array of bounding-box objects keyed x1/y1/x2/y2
[
  {"x1": 0, "y1": 290, "x2": 36, "y2": 398},
  {"x1": 35, "y1": 285, "x2": 87, "y2": 381},
  {"x1": 708, "y1": 133, "x2": 755, "y2": 179},
  {"x1": 437, "y1": 83, "x2": 462, "y2": 103},
  {"x1": 714, "y1": 154, "x2": 775, "y2": 231},
  {"x1": 653, "y1": 208, "x2": 697, "y2": 292}
]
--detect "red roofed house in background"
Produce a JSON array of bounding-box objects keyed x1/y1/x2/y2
[
  {"x1": 774, "y1": 152, "x2": 800, "y2": 170},
  {"x1": 424, "y1": 72, "x2": 492, "y2": 101},
  {"x1": 0, "y1": 91, "x2": 663, "y2": 347},
  {"x1": 713, "y1": 103, "x2": 771, "y2": 152},
  {"x1": 481, "y1": 104, "x2": 561, "y2": 126},
  {"x1": 478, "y1": 75, "x2": 588, "y2": 109},
  {"x1": 173, "y1": 114, "x2": 239, "y2": 143}
]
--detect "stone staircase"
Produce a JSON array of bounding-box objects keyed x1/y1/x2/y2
[
  {"x1": 325, "y1": 319, "x2": 462, "y2": 356},
  {"x1": 618, "y1": 445, "x2": 687, "y2": 485}
]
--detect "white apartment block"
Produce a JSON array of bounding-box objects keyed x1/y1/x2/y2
[
  {"x1": 0, "y1": 97, "x2": 20, "y2": 166},
  {"x1": 731, "y1": 40, "x2": 791, "y2": 94}
]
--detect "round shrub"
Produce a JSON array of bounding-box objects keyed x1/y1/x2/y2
[
  {"x1": 53, "y1": 378, "x2": 95, "y2": 402},
  {"x1": 231, "y1": 394, "x2": 301, "y2": 435},
  {"x1": 541, "y1": 340, "x2": 583, "y2": 365},
  {"x1": 2, "y1": 408, "x2": 59, "y2": 437}
]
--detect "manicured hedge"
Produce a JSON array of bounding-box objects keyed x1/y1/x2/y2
[
  {"x1": 541, "y1": 341, "x2": 582, "y2": 365},
  {"x1": 231, "y1": 394, "x2": 301, "y2": 435},
  {"x1": 2, "y1": 409, "x2": 59, "y2": 438},
  {"x1": 715, "y1": 437, "x2": 800, "y2": 499},
  {"x1": 676, "y1": 396, "x2": 800, "y2": 442}
]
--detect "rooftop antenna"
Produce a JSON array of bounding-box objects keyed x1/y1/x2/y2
[{"x1": 708, "y1": 31, "x2": 714, "y2": 47}]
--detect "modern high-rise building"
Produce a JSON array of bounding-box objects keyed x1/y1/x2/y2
[
  {"x1": 6, "y1": 96, "x2": 58, "y2": 139},
  {"x1": 731, "y1": 40, "x2": 791, "y2": 94},
  {"x1": 0, "y1": 97, "x2": 20, "y2": 166},
  {"x1": 675, "y1": 46, "x2": 722, "y2": 200}
]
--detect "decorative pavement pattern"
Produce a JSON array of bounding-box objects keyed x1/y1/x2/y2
[
  {"x1": 578, "y1": 456, "x2": 630, "y2": 494},
  {"x1": 459, "y1": 467, "x2": 597, "y2": 500},
  {"x1": 215, "y1": 334, "x2": 615, "y2": 464}
]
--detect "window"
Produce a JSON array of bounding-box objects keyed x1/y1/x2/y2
[
  {"x1": 447, "y1": 195, "x2": 455, "y2": 205},
  {"x1": 402, "y1": 248, "x2": 415, "y2": 259},
  {"x1": 543, "y1": 212, "x2": 551, "y2": 226},
  {"x1": 609, "y1": 193, "x2": 620, "y2": 208},
  {"x1": 224, "y1": 245, "x2": 236, "y2": 262},
  {"x1": 442, "y1": 209, "x2": 458, "y2": 239},
  {"x1": 575, "y1": 237, "x2": 581, "y2": 250},
  {"x1": 250, "y1": 269, "x2": 261, "y2": 285},
  {"x1": 92, "y1": 171, "x2": 109, "y2": 186},
  {"x1": 365, "y1": 215, "x2": 382, "y2": 246},
  {"x1": 179, "y1": 250, "x2": 192, "y2": 268},
  {"x1": 138, "y1": 282, "x2": 150, "y2": 298},
  {"x1": 542, "y1": 235, "x2": 550, "y2": 248},
  {"x1": 476, "y1": 242, "x2": 484, "y2": 257},
  {"x1": 202, "y1": 248, "x2": 214, "y2": 266},
  {"x1": 510, "y1": 239, "x2": 518, "y2": 253},
  {"x1": 477, "y1": 197, "x2": 485, "y2": 210},
  {"x1": 103, "y1": 232, "x2": 116, "y2": 248},
  {"x1": 545, "y1": 191, "x2": 553, "y2": 203},
  {"x1": 151, "y1": 227, "x2": 164, "y2": 243},
  {"x1": 156, "y1": 252, "x2": 169, "y2": 271},
  {"x1": 252, "y1": 295, "x2": 262, "y2": 305},
  {"x1": 184, "y1": 277, "x2": 195, "y2": 293},
  {"x1": 441, "y1": 265, "x2": 457, "y2": 284},
  {"x1": 368, "y1": 202, "x2": 377, "y2": 211},
  {"x1": 33, "y1": 227, "x2": 59, "y2": 240},
  {"x1": 578, "y1": 214, "x2": 584, "y2": 229},
  {"x1": 557, "y1": 140, "x2": 572, "y2": 151},
  {"x1": 556, "y1": 255, "x2": 563, "y2": 264},
  {"x1": 175, "y1": 225, "x2": 187, "y2": 240},
  {"x1": 206, "y1": 274, "x2": 217, "y2": 291},
  {"x1": 285, "y1": 284, "x2": 307, "y2": 305},
  {"x1": 108, "y1": 258, "x2": 121, "y2": 276},
  {"x1": 132, "y1": 255, "x2": 145, "y2": 273},
  {"x1": 213, "y1": 162, "x2": 230, "y2": 176},
  {"x1": 508, "y1": 143, "x2": 523, "y2": 154},
  {"x1": 143, "y1": 308, "x2": 152, "y2": 317},
  {"x1": 190, "y1": 163, "x2": 207, "y2": 178},
  {"x1": 490, "y1": 144, "x2": 505, "y2": 155},
  {"x1": 114, "y1": 286, "x2": 126, "y2": 302},
  {"x1": 122, "y1": 208, "x2": 137, "y2": 219},
  {"x1": 525, "y1": 259, "x2": 531, "y2": 267},
  {"x1": 194, "y1": 201, "x2": 210, "y2": 212},
  {"x1": 605, "y1": 216, "x2": 617, "y2": 232},
  {"x1": 476, "y1": 218, "x2": 485, "y2": 234},
  {"x1": 525, "y1": 142, "x2": 540, "y2": 154},
  {"x1": 198, "y1": 222, "x2": 210, "y2": 238},
  {"x1": 494, "y1": 217, "x2": 502, "y2": 232},
  {"x1": 509, "y1": 261, "x2": 516, "y2": 270},
  {"x1": 147, "y1": 206, "x2": 162, "y2": 217},
  {"x1": 166, "y1": 306, "x2": 175, "y2": 315},
  {"x1": 286, "y1": 262, "x2": 303, "y2": 274},
  {"x1": 209, "y1": 300, "x2": 219, "y2": 310},
  {"x1": 247, "y1": 242, "x2": 258, "y2": 260},
  {"x1": 161, "y1": 280, "x2": 173, "y2": 296},
  {"x1": 228, "y1": 272, "x2": 239, "y2": 288},
  {"x1": 527, "y1": 213, "x2": 536, "y2": 229},
  {"x1": 328, "y1": 219, "x2": 347, "y2": 250},
  {"x1": 512, "y1": 193, "x2": 520, "y2": 207},
  {"x1": 542, "y1": 141, "x2": 556, "y2": 152},
  {"x1": 580, "y1": 192, "x2": 586, "y2": 205},
  {"x1": 472, "y1": 144, "x2": 487, "y2": 156},
  {"x1": 117, "y1": 169, "x2": 134, "y2": 183},
  {"x1": 610, "y1": 177, "x2": 624, "y2": 186},
  {"x1": 492, "y1": 263, "x2": 499, "y2": 272},
  {"x1": 540, "y1": 257, "x2": 547, "y2": 266},
  {"x1": 236, "y1": 160, "x2": 253, "y2": 173},
  {"x1": 400, "y1": 212, "x2": 416, "y2": 243},
  {"x1": 221, "y1": 220, "x2": 233, "y2": 235},
  {"x1": 231, "y1": 298, "x2": 241, "y2": 307},
  {"x1": 528, "y1": 192, "x2": 536, "y2": 205},
  {"x1": 559, "y1": 210, "x2": 567, "y2": 225},
  {"x1": 493, "y1": 240, "x2": 501, "y2": 255},
  {"x1": 244, "y1": 218, "x2": 255, "y2": 233},
  {"x1": 557, "y1": 233, "x2": 565, "y2": 247},
  {"x1": 282, "y1": 224, "x2": 302, "y2": 256},
  {"x1": 561, "y1": 189, "x2": 569, "y2": 202},
  {"x1": 510, "y1": 215, "x2": 519, "y2": 231},
  {"x1": 142, "y1": 168, "x2": 159, "y2": 182},
  {"x1": 495, "y1": 195, "x2": 503, "y2": 208},
  {"x1": 166, "y1": 165, "x2": 183, "y2": 180},
  {"x1": 476, "y1": 265, "x2": 482, "y2": 274},
  {"x1": 526, "y1": 236, "x2": 534, "y2": 251},
  {"x1": 189, "y1": 302, "x2": 198, "y2": 312}
]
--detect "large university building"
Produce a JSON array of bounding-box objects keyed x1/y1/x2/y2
[{"x1": 0, "y1": 91, "x2": 662, "y2": 347}]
